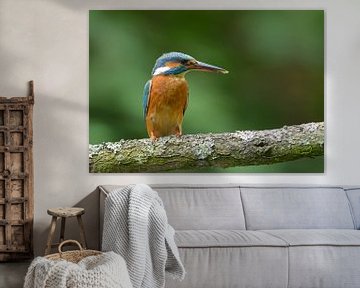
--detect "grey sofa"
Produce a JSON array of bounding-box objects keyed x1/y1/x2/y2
[{"x1": 99, "y1": 185, "x2": 360, "y2": 288}]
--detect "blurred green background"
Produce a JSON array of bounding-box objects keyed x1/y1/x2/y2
[{"x1": 89, "y1": 10, "x2": 324, "y2": 173}]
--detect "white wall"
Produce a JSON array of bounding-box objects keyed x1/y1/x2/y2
[{"x1": 0, "y1": 0, "x2": 359, "y2": 256}]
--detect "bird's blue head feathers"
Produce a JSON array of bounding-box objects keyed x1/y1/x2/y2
[
  {"x1": 151, "y1": 51, "x2": 228, "y2": 76},
  {"x1": 151, "y1": 52, "x2": 194, "y2": 75}
]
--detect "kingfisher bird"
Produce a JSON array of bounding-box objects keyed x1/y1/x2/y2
[{"x1": 142, "y1": 52, "x2": 228, "y2": 140}]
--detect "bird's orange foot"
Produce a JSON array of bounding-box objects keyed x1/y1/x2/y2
[
  {"x1": 150, "y1": 132, "x2": 157, "y2": 141},
  {"x1": 175, "y1": 126, "x2": 182, "y2": 138}
]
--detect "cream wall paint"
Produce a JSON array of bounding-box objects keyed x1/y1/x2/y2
[{"x1": 0, "y1": 0, "x2": 359, "y2": 256}]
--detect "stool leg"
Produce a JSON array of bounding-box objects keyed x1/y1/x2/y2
[
  {"x1": 45, "y1": 216, "x2": 57, "y2": 255},
  {"x1": 60, "y1": 217, "x2": 66, "y2": 243},
  {"x1": 77, "y1": 215, "x2": 87, "y2": 249}
]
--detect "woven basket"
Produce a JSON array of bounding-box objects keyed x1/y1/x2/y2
[{"x1": 45, "y1": 240, "x2": 102, "y2": 263}]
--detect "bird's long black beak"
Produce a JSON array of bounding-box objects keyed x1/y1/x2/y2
[{"x1": 190, "y1": 61, "x2": 228, "y2": 74}]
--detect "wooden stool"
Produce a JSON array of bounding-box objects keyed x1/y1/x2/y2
[{"x1": 45, "y1": 207, "x2": 87, "y2": 255}]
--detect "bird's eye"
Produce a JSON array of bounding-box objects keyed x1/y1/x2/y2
[{"x1": 187, "y1": 60, "x2": 196, "y2": 65}]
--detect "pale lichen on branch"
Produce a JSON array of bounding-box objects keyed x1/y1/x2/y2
[{"x1": 89, "y1": 122, "x2": 324, "y2": 173}]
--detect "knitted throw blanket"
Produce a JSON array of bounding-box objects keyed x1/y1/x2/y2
[
  {"x1": 102, "y1": 184, "x2": 185, "y2": 288},
  {"x1": 24, "y1": 251, "x2": 133, "y2": 288}
]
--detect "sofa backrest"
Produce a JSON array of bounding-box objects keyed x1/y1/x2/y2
[
  {"x1": 345, "y1": 188, "x2": 360, "y2": 229},
  {"x1": 240, "y1": 187, "x2": 355, "y2": 230},
  {"x1": 153, "y1": 186, "x2": 246, "y2": 230},
  {"x1": 100, "y1": 185, "x2": 358, "y2": 232}
]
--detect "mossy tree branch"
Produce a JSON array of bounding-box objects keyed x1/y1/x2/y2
[{"x1": 89, "y1": 122, "x2": 324, "y2": 173}]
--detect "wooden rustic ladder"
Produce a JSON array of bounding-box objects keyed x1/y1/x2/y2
[{"x1": 0, "y1": 81, "x2": 34, "y2": 261}]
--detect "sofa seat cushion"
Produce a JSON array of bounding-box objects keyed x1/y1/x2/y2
[
  {"x1": 166, "y1": 246, "x2": 289, "y2": 288},
  {"x1": 259, "y1": 230, "x2": 360, "y2": 288},
  {"x1": 175, "y1": 230, "x2": 288, "y2": 248},
  {"x1": 262, "y1": 229, "x2": 360, "y2": 246}
]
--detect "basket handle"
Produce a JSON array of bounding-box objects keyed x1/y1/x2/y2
[{"x1": 58, "y1": 240, "x2": 83, "y2": 255}]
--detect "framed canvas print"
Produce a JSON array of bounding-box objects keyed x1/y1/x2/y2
[{"x1": 89, "y1": 10, "x2": 324, "y2": 173}]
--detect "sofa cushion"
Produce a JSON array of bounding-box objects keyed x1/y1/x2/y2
[
  {"x1": 165, "y1": 246, "x2": 288, "y2": 288},
  {"x1": 287, "y1": 246, "x2": 360, "y2": 288},
  {"x1": 241, "y1": 187, "x2": 355, "y2": 230},
  {"x1": 154, "y1": 186, "x2": 246, "y2": 230},
  {"x1": 257, "y1": 230, "x2": 360, "y2": 288},
  {"x1": 100, "y1": 185, "x2": 246, "y2": 230},
  {"x1": 261, "y1": 229, "x2": 360, "y2": 246},
  {"x1": 175, "y1": 230, "x2": 288, "y2": 248},
  {"x1": 345, "y1": 188, "x2": 360, "y2": 229}
]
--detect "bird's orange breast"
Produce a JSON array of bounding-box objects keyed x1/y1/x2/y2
[{"x1": 146, "y1": 75, "x2": 189, "y2": 139}]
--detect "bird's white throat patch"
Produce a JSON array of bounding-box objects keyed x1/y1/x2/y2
[{"x1": 153, "y1": 66, "x2": 171, "y2": 76}]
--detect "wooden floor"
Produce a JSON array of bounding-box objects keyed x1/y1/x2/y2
[{"x1": 0, "y1": 261, "x2": 30, "y2": 288}]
